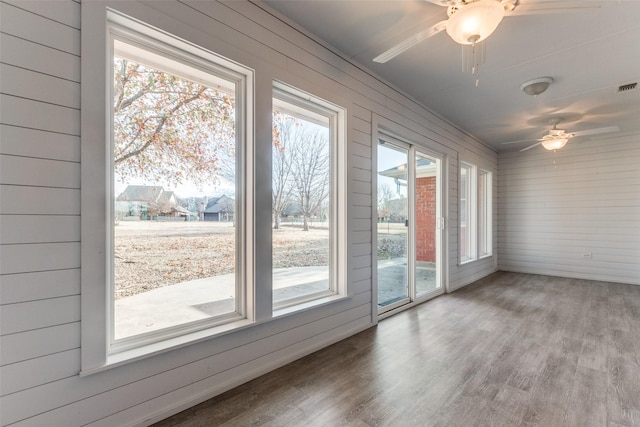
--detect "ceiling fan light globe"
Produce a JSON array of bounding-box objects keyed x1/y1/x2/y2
[
  {"x1": 446, "y1": 0, "x2": 505, "y2": 45},
  {"x1": 541, "y1": 138, "x2": 568, "y2": 151}
]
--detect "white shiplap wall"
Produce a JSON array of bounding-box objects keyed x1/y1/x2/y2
[
  {"x1": 498, "y1": 134, "x2": 640, "y2": 285},
  {"x1": 0, "y1": 1, "x2": 497, "y2": 425},
  {"x1": 0, "y1": 0, "x2": 83, "y2": 416}
]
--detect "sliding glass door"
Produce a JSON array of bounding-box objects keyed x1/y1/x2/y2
[
  {"x1": 377, "y1": 137, "x2": 443, "y2": 314},
  {"x1": 377, "y1": 141, "x2": 409, "y2": 310}
]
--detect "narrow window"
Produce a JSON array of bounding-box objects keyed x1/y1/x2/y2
[
  {"x1": 459, "y1": 162, "x2": 476, "y2": 263},
  {"x1": 478, "y1": 169, "x2": 492, "y2": 257},
  {"x1": 460, "y1": 162, "x2": 492, "y2": 264},
  {"x1": 271, "y1": 84, "x2": 344, "y2": 310}
]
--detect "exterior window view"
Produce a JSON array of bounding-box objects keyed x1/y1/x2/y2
[
  {"x1": 271, "y1": 90, "x2": 335, "y2": 307},
  {"x1": 377, "y1": 142, "x2": 409, "y2": 308},
  {"x1": 110, "y1": 39, "x2": 341, "y2": 341},
  {"x1": 111, "y1": 39, "x2": 242, "y2": 341}
]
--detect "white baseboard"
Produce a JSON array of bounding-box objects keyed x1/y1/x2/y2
[
  {"x1": 497, "y1": 267, "x2": 639, "y2": 287},
  {"x1": 448, "y1": 267, "x2": 499, "y2": 292}
]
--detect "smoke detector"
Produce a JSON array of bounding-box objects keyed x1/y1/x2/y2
[{"x1": 521, "y1": 77, "x2": 553, "y2": 96}]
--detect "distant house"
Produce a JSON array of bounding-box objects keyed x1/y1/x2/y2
[
  {"x1": 116, "y1": 185, "x2": 190, "y2": 220},
  {"x1": 279, "y1": 203, "x2": 324, "y2": 222},
  {"x1": 281, "y1": 203, "x2": 303, "y2": 219},
  {"x1": 203, "y1": 195, "x2": 234, "y2": 221}
]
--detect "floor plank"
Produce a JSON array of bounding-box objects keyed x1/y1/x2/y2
[
  {"x1": 153, "y1": 272, "x2": 640, "y2": 427},
  {"x1": 563, "y1": 366, "x2": 608, "y2": 427}
]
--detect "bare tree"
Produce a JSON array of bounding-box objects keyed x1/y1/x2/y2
[
  {"x1": 289, "y1": 129, "x2": 330, "y2": 231},
  {"x1": 377, "y1": 183, "x2": 395, "y2": 221},
  {"x1": 272, "y1": 111, "x2": 298, "y2": 229},
  {"x1": 219, "y1": 196, "x2": 235, "y2": 223}
]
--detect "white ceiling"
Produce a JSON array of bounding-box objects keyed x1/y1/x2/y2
[{"x1": 261, "y1": 0, "x2": 640, "y2": 152}]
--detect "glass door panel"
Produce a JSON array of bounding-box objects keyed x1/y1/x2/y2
[
  {"x1": 415, "y1": 151, "x2": 440, "y2": 296},
  {"x1": 377, "y1": 141, "x2": 409, "y2": 310},
  {"x1": 377, "y1": 135, "x2": 444, "y2": 316}
]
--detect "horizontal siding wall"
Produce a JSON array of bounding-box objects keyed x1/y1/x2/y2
[
  {"x1": 0, "y1": 1, "x2": 80, "y2": 412},
  {"x1": 0, "y1": 0, "x2": 83, "y2": 424},
  {"x1": 0, "y1": 1, "x2": 497, "y2": 426},
  {"x1": 498, "y1": 134, "x2": 640, "y2": 285}
]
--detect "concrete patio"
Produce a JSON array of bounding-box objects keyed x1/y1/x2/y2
[
  {"x1": 114, "y1": 266, "x2": 329, "y2": 338},
  {"x1": 115, "y1": 262, "x2": 438, "y2": 338}
]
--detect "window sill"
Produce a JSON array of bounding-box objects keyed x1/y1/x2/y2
[
  {"x1": 459, "y1": 254, "x2": 493, "y2": 266},
  {"x1": 79, "y1": 317, "x2": 254, "y2": 376},
  {"x1": 273, "y1": 292, "x2": 348, "y2": 319},
  {"x1": 79, "y1": 292, "x2": 350, "y2": 376}
]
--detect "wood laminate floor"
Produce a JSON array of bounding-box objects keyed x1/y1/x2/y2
[{"x1": 153, "y1": 272, "x2": 640, "y2": 427}]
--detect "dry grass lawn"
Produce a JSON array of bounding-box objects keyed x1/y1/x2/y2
[{"x1": 114, "y1": 221, "x2": 329, "y2": 299}]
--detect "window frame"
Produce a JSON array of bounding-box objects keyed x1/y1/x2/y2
[
  {"x1": 478, "y1": 169, "x2": 493, "y2": 258},
  {"x1": 271, "y1": 81, "x2": 348, "y2": 314},
  {"x1": 459, "y1": 162, "x2": 492, "y2": 265},
  {"x1": 109, "y1": 26, "x2": 252, "y2": 354},
  {"x1": 81, "y1": 8, "x2": 255, "y2": 373},
  {"x1": 459, "y1": 162, "x2": 477, "y2": 264}
]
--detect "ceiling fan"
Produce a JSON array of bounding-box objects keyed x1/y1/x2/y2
[
  {"x1": 501, "y1": 119, "x2": 620, "y2": 152},
  {"x1": 373, "y1": 0, "x2": 604, "y2": 64}
]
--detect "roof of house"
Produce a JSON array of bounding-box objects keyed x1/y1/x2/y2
[
  {"x1": 171, "y1": 205, "x2": 190, "y2": 214},
  {"x1": 116, "y1": 185, "x2": 164, "y2": 202},
  {"x1": 379, "y1": 158, "x2": 436, "y2": 180},
  {"x1": 204, "y1": 195, "x2": 234, "y2": 214}
]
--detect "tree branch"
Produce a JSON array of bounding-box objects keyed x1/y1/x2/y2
[{"x1": 114, "y1": 87, "x2": 207, "y2": 164}]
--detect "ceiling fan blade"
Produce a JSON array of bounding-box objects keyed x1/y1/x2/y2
[
  {"x1": 509, "y1": 0, "x2": 604, "y2": 16},
  {"x1": 571, "y1": 126, "x2": 620, "y2": 138},
  {"x1": 501, "y1": 138, "x2": 541, "y2": 145},
  {"x1": 373, "y1": 20, "x2": 447, "y2": 63},
  {"x1": 520, "y1": 142, "x2": 542, "y2": 152},
  {"x1": 423, "y1": 0, "x2": 449, "y2": 6}
]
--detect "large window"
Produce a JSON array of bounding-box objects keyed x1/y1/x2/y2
[
  {"x1": 271, "y1": 83, "x2": 345, "y2": 310},
  {"x1": 80, "y1": 12, "x2": 254, "y2": 368},
  {"x1": 81, "y1": 11, "x2": 346, "y2": 371},
  {"x1": 109, "y1": 34, "x2": 249, "y2": 351},
  {"x1": 459, "y1": 162, "x2": 492, "y2": 264}
]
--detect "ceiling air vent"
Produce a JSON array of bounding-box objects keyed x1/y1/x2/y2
[{"x1": 618, "y1": 82, "x2": 637, "y2": 92}]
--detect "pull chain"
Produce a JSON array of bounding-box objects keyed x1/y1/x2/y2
[{"x1": 462, "y1": 36, "x2": 485, "y2": 87}]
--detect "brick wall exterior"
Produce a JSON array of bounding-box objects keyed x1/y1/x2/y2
[{"x1": 416, "y1": 176, "x2": 436, "y2": 262}]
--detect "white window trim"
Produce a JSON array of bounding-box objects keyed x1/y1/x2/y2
[
  {"x1": 459, "y1": 162, "x2": 493, "y2": 265},
  {"x1": 81, "y1": 7, "x2": 255, "y2": 374},
  {"x1": 478, "y1": 169, "x2": 493, "y2": 259},
  {"x1": 460, "y1": 162, "x2": 477, "y2": 264},
  {"x1": 271, "y1": 81, "x2": 348, "y2": 313}
]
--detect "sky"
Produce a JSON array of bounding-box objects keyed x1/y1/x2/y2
[{"x1": 377, "y1": 142, "x2": 408, "y2": 199}]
